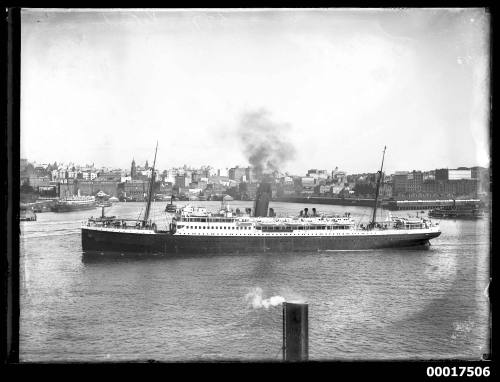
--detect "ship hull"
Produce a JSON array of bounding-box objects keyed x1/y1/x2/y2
[
  {"x1": 52, "y1": 204, "x2": 97, "y2": 212},
  {"x1": 82, "y1": 228, "x2": 441, "y2": 255}
]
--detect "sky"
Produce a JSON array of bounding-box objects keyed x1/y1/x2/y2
[{"x1": 20, "y1": 8, "x2": 490, "y2": 175}]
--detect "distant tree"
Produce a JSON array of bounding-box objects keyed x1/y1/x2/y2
[{"x1": 24, "y1": 163, "x2": 35, "y2": 176}]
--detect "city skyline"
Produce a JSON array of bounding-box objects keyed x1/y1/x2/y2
[
  {"x1": 21, "y1": 154, "x2": 487, "y2": 178},
  {"x1": 21, "y1": 8, "x2": 490, "y2": 174}
]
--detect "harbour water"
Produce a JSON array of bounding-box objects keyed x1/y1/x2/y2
[{"x1": 19, "y1": 201, "x2": 490, "y2": 361}]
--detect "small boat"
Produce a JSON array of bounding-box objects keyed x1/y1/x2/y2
[
  {"x1": 96, "y1": 201, "x2": 112, "y2": 208},
  {"x1": 20, "y1": 208, "x2": 37, "y2": 221},
  {"x1": 165, "y1": 195, "x2": 177, "y2": 213}
]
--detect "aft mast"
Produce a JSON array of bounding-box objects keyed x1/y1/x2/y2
[
  {"x1": 371, "y1": 146, "x2": 386, "y2": 227},
  {"x1": 143, "y1": 141, "x2": 158, "y2": 223}
]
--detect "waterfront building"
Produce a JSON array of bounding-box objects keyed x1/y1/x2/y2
[
  {"x1": 449, "y1": 169, "x2": 472, "y2": 180},
  {"x1": 175, "y1": 175, "x2": 189, "y2": 188},
  {"x1": 76, "y1": 180, "x2": 120, "y2": 197},
  {"x1": 392, "y1": 171, "x2": 409, "y2": 197},
  {"x1": 58, "y1": 179, "x2": 76, "y2": 198},
  {"x1": 406, "y1": 171, "x2": 423, "y2": 195},
  {"x1": 123, "y1": 179, "x2": 150, "y2": 201},
  {"x1": 423, "y1": 171, "x2": 435, "y2": 181},
  {"x1": 95, "y1": 172, "x2": 122, "y2": 182},
  {"x1": 379, "y1": 181, "x2": 393, "y2": 199},
  {"x1": 28, "y1": 175, "x2": 51, "y2": 191}
]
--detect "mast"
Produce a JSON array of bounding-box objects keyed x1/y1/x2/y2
[
  {"x1": 143, "y1": 141, "x2": 158, "y2": 223},
  {"x1": 371, "y1": 146, "x2": 386, "y2": 226}
]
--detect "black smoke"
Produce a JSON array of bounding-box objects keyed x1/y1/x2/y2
[{"x1": 238, "y1": 109, "x2": 296, "y2": 180}]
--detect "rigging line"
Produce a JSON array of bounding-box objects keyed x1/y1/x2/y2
[
  {"x1": 357, "y1": 211, "x2": 366, "y2": 225},
  {"x1": 137, "y1": 206, "x2": 144, "y2": 222}
]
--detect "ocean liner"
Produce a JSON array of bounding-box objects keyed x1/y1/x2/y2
[
  {"x1": 81, "y1": 145, "x2": 441, "y2": 254},
  {"x1": 52, "y1": 196, "x2": 97, "y2": 212}
]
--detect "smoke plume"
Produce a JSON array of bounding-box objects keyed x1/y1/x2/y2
[
  {"x1": 238, "y1": 109, "x2": 296, "y2": 180},
  {"x1": 245, "y1": 287, "x2": 285, "y2": 309}
]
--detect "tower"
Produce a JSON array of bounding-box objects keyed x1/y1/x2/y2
[{"x1": 131, "y1": 158, "x2": 137, "y2": 180}]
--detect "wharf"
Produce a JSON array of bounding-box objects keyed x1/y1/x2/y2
[
  {"x1": 273, "y1": 196, "x2": 380, "y2": 207},
  {"x1": 382, "y1": 199, "x2": 482, "y2": 211},
  {"x1": 20, "y1": 198, "x2": 57, "y2": 212}
]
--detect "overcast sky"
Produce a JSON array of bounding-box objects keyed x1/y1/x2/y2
[{"x1": 21, "y1": 8, "x2": 490, "y2": 175}]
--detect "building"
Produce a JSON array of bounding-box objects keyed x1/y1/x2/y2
[
  {"x1": 20, "y1": 158, "x2": 28, "y2": 172},
  {"x1": 301, "y1": 176, "x2": 316, "y2": 188},
  {"x1": 406, "y1": 171, "x2": 423, "y2": 195},
  {"x1": 228, "y1": 166, "x2": 248, "y2": 182},
  {"x1": 331, "y1": 167, "x2": 347, "y2": 185},
  {"x1": 245, "y1": 167, "x2": 257, "y2": 183},
  {"x1": 435, "y1": 168, "x2": 449, "y2": 181},
  {"x1": 307, "y1": 169, "x2": 328, "y2": 180},
  {"x1": 82, "y1": 171, "x2": 98, "y2": 181},
  {"x1": 58, "y1": 179, "x2": 77, "y2": 198},
  {"x1": 175, "y1": 175, "x2": 189, "y2": 188},
  {"x1": 96, "y1": 172, "x2": 122, "y2": 182},
  {"x1": 76, "y1": 180, "x2": 120, "y2": 197},
  {"x1": 392, "y1": 171, "x2": 409, "y2": 197},
  {"x1": 379, "y1": 182, "x2": 393, "y2": 198},
  {"x1": 448, "y1": 169, "x2": 472, "y2": 180},
  {"x1": 131, "y1": 159, "x2": 137, "y2": 179},
  {"x1": 123, "y1": 180, "x2": 150, "y2": 201},
  {"x1": 317, "y1": 185, "x2": 332, "y2": 195},
  {"x1": 28, "y1": 175, "x2": 51, "y2": 191}
]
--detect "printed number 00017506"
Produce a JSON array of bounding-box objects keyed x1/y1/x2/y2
[{"x1": 426, "y1": 366, "x2": 490, "y2": 377}]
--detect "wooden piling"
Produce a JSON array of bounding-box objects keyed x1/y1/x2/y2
[{"x1": 283, "y1": 302, "x2": 308, "y2": 361}]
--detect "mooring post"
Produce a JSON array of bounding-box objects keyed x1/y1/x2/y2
[{"x1": 283, "y1": 302, "x2": 309, "y2": 361}]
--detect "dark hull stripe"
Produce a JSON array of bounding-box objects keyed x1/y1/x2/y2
[
  {"x1": 81, "y1": 228, "x2": 441, "y2": 254},
  {"x1": 52, "y1": 205, "x2": 97, "y2": 212}
]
